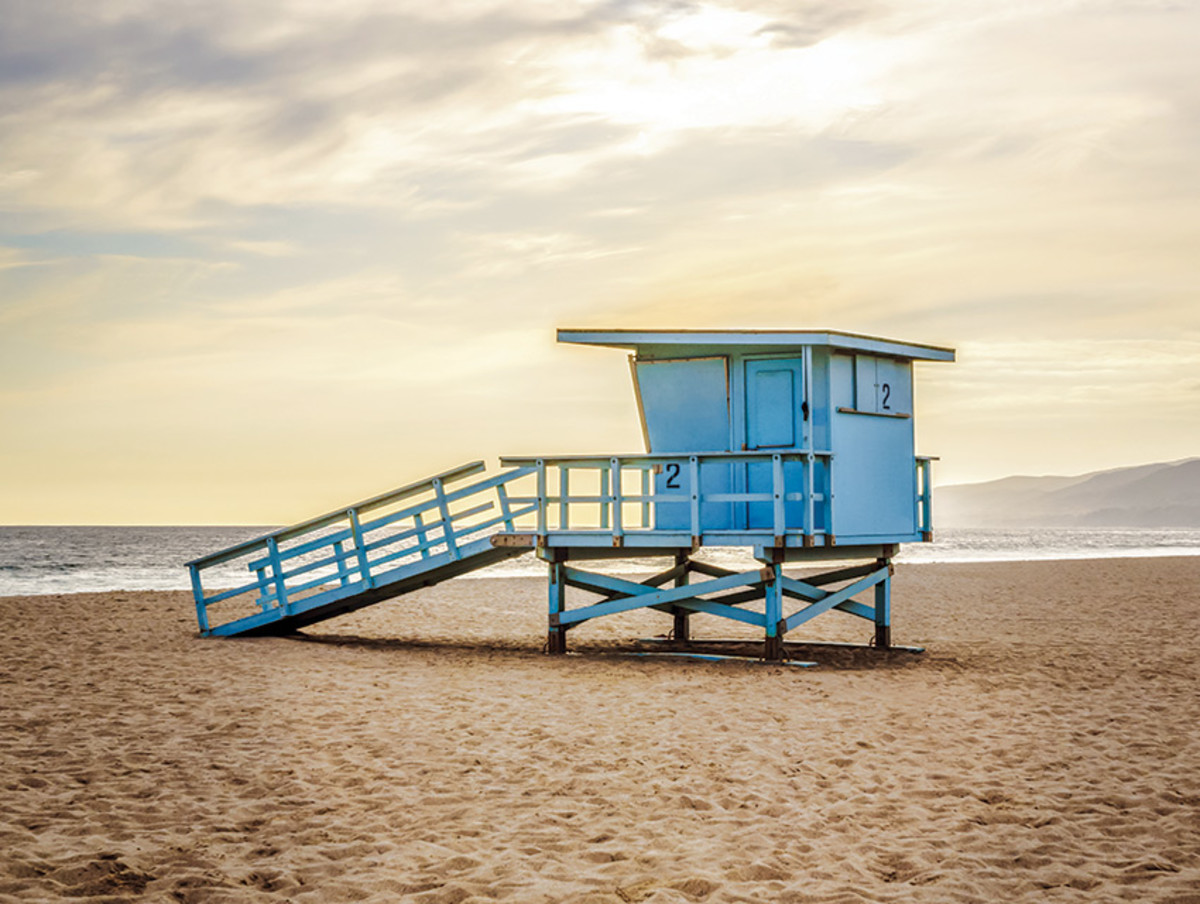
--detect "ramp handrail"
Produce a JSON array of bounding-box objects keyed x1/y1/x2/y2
[
  {"x1": 499, "y1": 450, "x2": 834, "y2": 544},
  {"x1": 187, "y1": 461, "x2": 537, "y2": 634}
]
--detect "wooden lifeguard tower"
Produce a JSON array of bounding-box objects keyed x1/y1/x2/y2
[{"x1": 187, "y1": 329, "x2": 954, "y2": 661}]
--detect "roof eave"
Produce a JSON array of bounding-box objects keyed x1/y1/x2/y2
[{"x1": 557, "y1": 328, "x2": 956, "y2": 362}]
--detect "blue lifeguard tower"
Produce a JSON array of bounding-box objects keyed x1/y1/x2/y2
[{"x1": 187, "y1": 329, "x2": 954, "y2": 661}]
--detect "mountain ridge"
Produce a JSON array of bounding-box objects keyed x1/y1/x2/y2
[{"x1": 935, "y1": 458, "x2": 1200, "y2": 528}]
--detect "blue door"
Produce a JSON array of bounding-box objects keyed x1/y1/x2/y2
[{"x1": 744, "y1": 358, "x2": 805, "y2": 531}]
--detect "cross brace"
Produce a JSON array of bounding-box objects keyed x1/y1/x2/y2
[{"x1": 544, "y1": 553, "x2": 895, "y2": 659}]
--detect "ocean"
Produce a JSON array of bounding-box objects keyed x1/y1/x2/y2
[{"x1": 2, "y1": 525, "x2": 1200, "y2": 598}]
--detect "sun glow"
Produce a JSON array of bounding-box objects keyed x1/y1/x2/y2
[{"x1": 529, "y1": 9, "x2": 893, "y2": 143}]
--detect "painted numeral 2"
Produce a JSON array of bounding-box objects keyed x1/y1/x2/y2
[
  {"x1": 881, "y1": 383, "x2": 891, "y2": 410},
  {"x1": 664, "y1": 462, "x2": 682, "y2": 488}
]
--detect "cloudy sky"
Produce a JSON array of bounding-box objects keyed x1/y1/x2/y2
[{"x1": 2, "y1": 0, "x2": 1197, "y2": 524}]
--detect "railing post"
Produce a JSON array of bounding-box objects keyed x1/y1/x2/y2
[
  {"x1": 804, "y1": 453, "x2": 815, "y2": 542},
  {"x1": 559, "y1": 466, "x2": 570, "y2": 531},
  {"x1": 189, "y1": 564, "x2": 210, "y2": 634},
  {"x1": 772, "y1": 453, "x2": 785, "y2": 546},
  {"x1": 826, "y1": 455, "x2": 836, "y2": 544},
  {"x1": 536, "y1": 459, "x2": 548, "y2": 541},
  {"x1": 599, "y1": 466, "x2": 610, "y2": 530},
  {"x1": 640, "y1": 466, "x2": 651, "y2": 528},
  {"x1": 689, "y1": 455, "x2": 701, "y2": 544},
  {"x1": 265, "y1": 536, "x2": 290, "y2": 612},
  {"x1": 913, "y1": 457, "x2": 933, "y2": 540},
  {"x1": 432, "y1": 477, "x2": 460, "y2": 560},
  {"x1": 348, "y1": 508, "x2": 374, "y2": 588},
  {"x1": 610, "y1": 457, "x2": 624, "y2": 545}
]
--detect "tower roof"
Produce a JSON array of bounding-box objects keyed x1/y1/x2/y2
[{"x1": 557, "y1": 329, "x2": 955, "y2": 362}]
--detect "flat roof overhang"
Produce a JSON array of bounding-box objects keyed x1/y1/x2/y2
[{"x1": 557, "y1": 328, "x2": 955, "y2": 362}]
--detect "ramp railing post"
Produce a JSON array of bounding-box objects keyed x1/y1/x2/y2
[
  {"x1": 348, "y1": 508, "x2": 374, "y2": 588},
  {"x1": 332, "y1": 539, "x2": 352, "y2": 585},
  {"x1": 189, "y1": 564, "x2": 210, "y2": 634},
  {"x1": 412, "y1": 512, "x2": 431, "y2": 558},
  {"x1": 265, "y1": 536, "x2": 290, "y2": 612},
  {"x1": 431, "y1": 477, "x2": 460, "y2": 560},
  {"x1": 496, "y1": 481, "x2": 515, "y2": 532}
]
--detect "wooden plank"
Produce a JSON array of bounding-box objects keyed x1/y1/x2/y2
[{"x1": 491, "y1": 533, "x2": 535, "y2": 547}]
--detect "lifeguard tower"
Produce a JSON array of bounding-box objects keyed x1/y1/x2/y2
[{"x1": 187, "y1": 329, "x2": 954, "y2": 661}]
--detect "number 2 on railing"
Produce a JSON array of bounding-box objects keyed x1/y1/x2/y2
[{"x1": 664, "y1": 462, "x2": 681, "y2": 489}]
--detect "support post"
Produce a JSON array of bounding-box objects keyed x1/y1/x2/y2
[
  {"x1": 874, "y1": 557, "x2": 892, "y2": 649},
  {"x1": 547, "y1": 555, "x2": 568, "y2": 655},
  {"x1": 672, "y1": 550, "x2": 690, "y2": 643},
  {"x1": 764, "y1": 561, "x2": 784, "y2": 661}
]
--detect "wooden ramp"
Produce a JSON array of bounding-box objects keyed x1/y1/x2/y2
[{"x1": 187, "y1": 462, "x2": 537, "y2": 638}]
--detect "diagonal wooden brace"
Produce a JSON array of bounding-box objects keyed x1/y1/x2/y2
[
  {"x1": 780, "y1": 565, "x2": 890, "y2": 633},
  {"x1": 555, "y1": 566, "x2": 772, "y2": 627}
]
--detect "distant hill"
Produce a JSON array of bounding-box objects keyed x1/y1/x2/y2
[{"x1": 935, "y1": 458, "x2": 1200, "y2": 528}]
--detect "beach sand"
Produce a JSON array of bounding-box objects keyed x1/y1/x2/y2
[{"x1": 2, "y1": 557, "x2": 1198, "y2": 903}]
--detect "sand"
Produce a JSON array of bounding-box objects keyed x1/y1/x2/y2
[{"x1": 2, "y1": 557, "x2": 1199, "y2": 903}]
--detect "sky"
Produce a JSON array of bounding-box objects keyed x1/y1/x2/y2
[{"x1": 1, "y1": 0, "x2": 1198, "y2": 525}]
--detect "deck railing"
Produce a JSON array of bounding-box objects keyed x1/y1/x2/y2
[
  {"x1": 916, "y1": 456, "x2": 936, "y2": 539},
  {"x1": 186, "y1": 461, "x2": 537, "y2": 634},
  {"x1": 499, "y1": 451, "x2": 835, "y2": 545}
]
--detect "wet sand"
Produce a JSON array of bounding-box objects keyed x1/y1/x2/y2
[{"x1": 2, "y1": 557, "x2": 1199, "y2": 902}]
